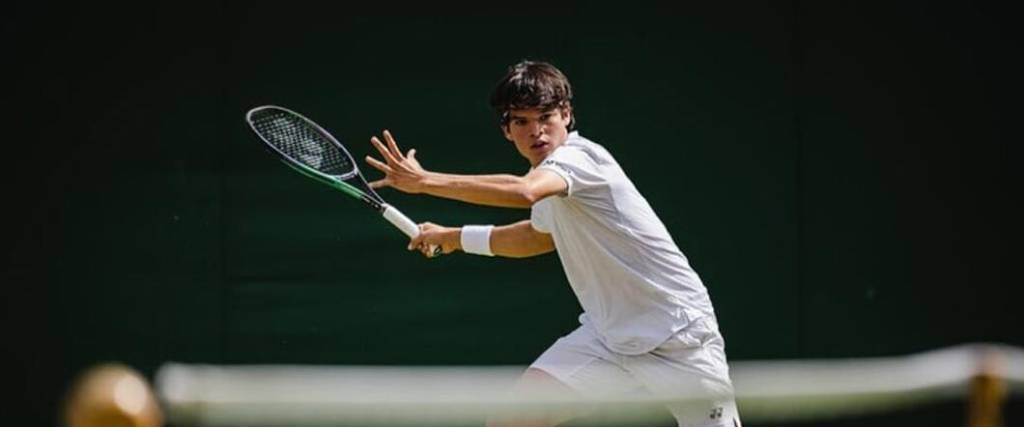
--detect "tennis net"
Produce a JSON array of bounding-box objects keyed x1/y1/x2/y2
[{"x1": 155, "y1": 343, "x2": 1024, "y2": 426}]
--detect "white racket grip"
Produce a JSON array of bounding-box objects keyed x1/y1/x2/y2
[
  {"x1": 382, "y1": 204, "x2": 441, "y2": 257},
  {"x1": 381, "y1": 204, "x2": 420, "y2": 238}
]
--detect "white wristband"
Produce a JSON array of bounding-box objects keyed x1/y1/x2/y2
[{"x1": 460, "y1": 225, "x2": 494, "y2": 256}]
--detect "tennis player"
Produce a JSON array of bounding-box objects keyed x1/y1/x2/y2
[{"x1": 365, "y1": 60, "x2": 741, "y2": 427}]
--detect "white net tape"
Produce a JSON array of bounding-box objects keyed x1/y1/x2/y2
[{"x1": 156, "y1": 343, "x2": 1024, "y2": 426}]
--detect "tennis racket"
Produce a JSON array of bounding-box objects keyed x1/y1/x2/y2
[{"x1": 246, "y1": 105, "x2": 440, "y2": 257}]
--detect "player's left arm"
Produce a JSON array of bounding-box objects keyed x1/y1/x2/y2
[
  {"x1": 408, "y1": 220, "x2": 554, "y2": 258},
  {"x1": 364, "y1": 130, "x2": 567, "y2": 208}
]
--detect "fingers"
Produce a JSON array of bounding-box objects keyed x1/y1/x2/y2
[
  {"x1": 407, "y1": 148, "x2": 417, "y2": 160},
  {"x1": 421, "y1": 244, "x2": 439, "y2": 258},
  {"x1": 408, "y1": 223, "x2": 433, "y2": 250},
  {"x1": 364, "y1": 155, "x2": 393, "y2": 173},
  {"x1": 370, "y1": 136, "x2": 400, "y2": 165},
  {"x1": 408, "y1": 233, "x2": 423, "y2": 251},
  {"x1": 364, "y1": 156, "x2": 391, "y2": 189},
  {"x1": 409, "y1": 241, "x2": 438, "y2": 258},
  {"x1": 383, "y1": 130, "x2": 404, "y2": 160},
  {"x1": 408, "y1": 241, "x2": 431, "y2": 257},
  {"x1": 409, "y1": 223, "x2": 442, "y2": 258},
  {"x1": 410, "y1": 243, "x2": 441, "y2": 258}
]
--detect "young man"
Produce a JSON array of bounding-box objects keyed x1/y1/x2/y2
[{"x1": 365, "y1": 60, "x2": 741, "y2": 427}]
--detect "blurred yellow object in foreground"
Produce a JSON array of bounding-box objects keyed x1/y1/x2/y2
[{"x1": 64, "y1": 363, "x2": 163, "y2": 427}]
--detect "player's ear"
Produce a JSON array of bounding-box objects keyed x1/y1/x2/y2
[{"x1": 501, "y1": 124, "x2": 514, "y2": 142}]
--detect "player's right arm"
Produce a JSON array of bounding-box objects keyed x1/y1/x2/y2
[{"x1": 409, "y1": 220, "x2": 554, "y2": 258}]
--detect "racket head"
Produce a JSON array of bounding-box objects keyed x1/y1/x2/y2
[{"x1": 246, "y1": 105, "x2": 383, "y2": 205}]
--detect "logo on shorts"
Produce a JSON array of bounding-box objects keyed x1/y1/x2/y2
[{"x1": 709, "y1": 407, "x2": 724, "y2": 420}]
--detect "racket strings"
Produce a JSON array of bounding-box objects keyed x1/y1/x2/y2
[{"x1": 251, "y1": 110, "x2": 354, "y2": 176}]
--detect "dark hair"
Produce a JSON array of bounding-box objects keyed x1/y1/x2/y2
[{"x1": 489, "y1": 60, "x2": 575, "y2": 130}]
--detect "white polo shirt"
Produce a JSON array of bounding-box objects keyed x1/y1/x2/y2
[{"x1": 531, "y1": 131, "x2": 716, "y2": 355}]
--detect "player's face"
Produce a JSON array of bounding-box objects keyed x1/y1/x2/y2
[{"x1": 502, "y1": 107, "x2": 572, "y2": 166}]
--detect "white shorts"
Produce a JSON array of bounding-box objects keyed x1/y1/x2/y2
[{"x1": 530, "y1": 317, "x2": 741, "y2": 427}]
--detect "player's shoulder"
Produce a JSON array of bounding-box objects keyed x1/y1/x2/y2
[
  {"x1": 552, "y1": 132, "x2": 615, "y2": 166},
  {"x1": 541, "y1": 142, "x2": 588, "y2": 168}
]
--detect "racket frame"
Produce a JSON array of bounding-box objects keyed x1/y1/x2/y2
[
  {"x1": 245, "y1": 105, "x2": 439, "y2": 255},
  {"x1": 246, "y1": 105, "x2": 385, "y2": 211}
]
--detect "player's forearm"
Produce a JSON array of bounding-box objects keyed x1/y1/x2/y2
[
  {"x1": 420, "y1": 172, "x2": 537, "y2": 208},
  {"x1": 486, "y1": 221, "x2": 555, "y2": 258}
]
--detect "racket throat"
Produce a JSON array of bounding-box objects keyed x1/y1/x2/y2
[{"x1": 364, "y1": 196, "x2": 384, "y2": 212}]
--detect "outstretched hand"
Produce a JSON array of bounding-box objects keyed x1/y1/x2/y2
[{"x1": 365, "y1": 130, "x2": 428, "y2": 193}]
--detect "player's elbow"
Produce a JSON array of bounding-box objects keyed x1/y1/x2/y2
[
  {"x1": 515, "y1": 179, "x2": 558, "y2": 207},
  {"x1": 513, "y1": 182, "x2": 543, "y2": 207},
  {"x1": 515, "y1": 169, "x2": 566, "y2": 207},
  {"x1": 517, "y1": 188, "x2": 541, "y2": 206}
]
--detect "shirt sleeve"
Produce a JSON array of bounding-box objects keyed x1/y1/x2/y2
[
  {"x1": 530, "y1": 197, "x2": 553, "y2": 233},
  {"x1": 535, "y1": 146, "x2": 604, "y2": 198}
]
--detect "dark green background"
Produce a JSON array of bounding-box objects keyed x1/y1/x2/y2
[{"x1": 4, "y1": 2, "x2": 1017, "y2": 426}]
